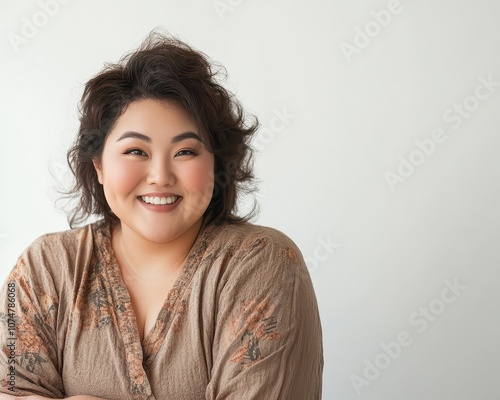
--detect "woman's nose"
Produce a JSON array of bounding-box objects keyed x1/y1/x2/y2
[{"x1": 146, "y1": 157, "x2": 176, "y2": 187}]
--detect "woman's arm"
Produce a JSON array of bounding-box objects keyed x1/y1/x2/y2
[
  {"x1": 0, "y1": 245, "x2": 65, "y2": 397},
  {"x1": 205, "y1": 232, "x2": 323, "y2": 400},
  {"x1": 0, "y1": 395, "x2": 105, "y2": 400},
  {"x1": 0, "y1": 240, "x2": 117, "y2": 400}
]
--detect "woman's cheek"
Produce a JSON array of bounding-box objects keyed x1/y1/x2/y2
[
  {"x1": 185, "y1": 162, "x2": 215, "y2": 199},
  {"x1": 106, "y1": 160, "x2": 143, "y2": 192}
]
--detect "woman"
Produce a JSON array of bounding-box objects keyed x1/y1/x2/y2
[{"x1": 0, "y1": 32, "x2": 323, "y2": 399}]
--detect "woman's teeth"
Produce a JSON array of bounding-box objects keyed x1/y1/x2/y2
[{"x1": 140, "y1": 195, "x2": 179, "y2": 205}]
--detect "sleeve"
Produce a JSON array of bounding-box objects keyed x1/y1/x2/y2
[
  {"x1": 205, "y1": 231, "x2": 324, "y2": 400},
  {"x1": 0, "y1": 241, "x2": 65, "y2": 398}
]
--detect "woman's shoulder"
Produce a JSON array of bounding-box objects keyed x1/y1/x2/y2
[
  {"x1": 25, "y1": 219, "x2": 105, "y2": 254},
  {"x1": 205, "y1": 221, "x2": 305, "y2": 268},
  {"x1": 17, "y1": 220, "x2": 108, "y2": 278},
  {"x1": 211, "y1": 221, "x2": 298, "y2": 249}
]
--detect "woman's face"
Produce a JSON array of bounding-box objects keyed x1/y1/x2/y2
[{"x1": 93, "y1": 99, "x2": 215, "y2": 243}]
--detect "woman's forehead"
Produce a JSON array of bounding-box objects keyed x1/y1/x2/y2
[
  {"x1": 101, "y1": 99, "x2": 214, "y2": 153},
  {"x1": 109, "y1": 99, "x2": 198, "y2": 137}
]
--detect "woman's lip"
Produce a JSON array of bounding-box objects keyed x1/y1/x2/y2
[
  {"x1": 138, "y1": 194, "x2": 181, "y2": 204},
  {"x1": 138, "y1": 195, "x2": 182, "y2": 212},
  {"x1": 138, "y1": 192, "x2": 180, "y2": 197}
]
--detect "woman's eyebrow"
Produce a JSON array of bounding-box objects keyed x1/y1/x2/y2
[
  {"x1": 115, "y1": 131, "x2": 202, "y2": 144},
  {"x1": 171, "y1": 131, "x2": 203, "y2": 144},
  {"x1": 116, "y1": 131, "x2": 151, "y2": 143}
]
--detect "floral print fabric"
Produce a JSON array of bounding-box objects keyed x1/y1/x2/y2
[{"x1": 0, "y1": 220, "x2": 323, "y2": 399}]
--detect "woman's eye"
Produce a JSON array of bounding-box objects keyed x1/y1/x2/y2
[
  {"x1": 124, "y1": 149, "x2": 146, "y2": 156},
  {"x1": 175, "y1": 149, "x2": 197, "y2": 157}
]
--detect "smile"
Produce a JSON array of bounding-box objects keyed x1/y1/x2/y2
[{"x1": 139, "y1": 195, "x2": 179, "y2": 205}]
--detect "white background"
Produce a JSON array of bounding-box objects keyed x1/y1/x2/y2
[{"x1": 1, "y1": 0, "x2": 499, "y2": 399}]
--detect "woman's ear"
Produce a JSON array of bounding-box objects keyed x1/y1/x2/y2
[{"x1": 92, "y1": 158, "x2": 103, "y2": 184}]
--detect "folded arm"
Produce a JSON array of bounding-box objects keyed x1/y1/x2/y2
[
  {"x1": 0, "y1": 251, "x2": 106, "y2": 399},
  {"x1": 205, "y1": 233, "x2": 323, "y2": 399},
  {"x1": 0, "y1": 394, "x2": 104, "y2": 400}
]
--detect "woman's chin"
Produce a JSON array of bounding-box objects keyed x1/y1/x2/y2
[{"x1": 138, "y1": 219, "x2": 203, "y2": 245}]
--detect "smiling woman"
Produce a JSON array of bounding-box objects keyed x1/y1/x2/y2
[
  {"x1": 0, "y1": 31, "x2": 323, "y2": 400},
  {"x1": 92, "y1": 100, "x2": 215, "y2": 247}
]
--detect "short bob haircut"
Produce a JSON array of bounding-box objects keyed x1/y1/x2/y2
[{"x1": 66, "y1": 31, "x2": 259, "y2": 228}]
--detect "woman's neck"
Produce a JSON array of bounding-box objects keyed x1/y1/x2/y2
[{"x1": 111, "y1": 218, "x2": 203, "y2": 282}]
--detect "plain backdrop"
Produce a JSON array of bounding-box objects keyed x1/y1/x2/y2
[{"x1": 1, "y1": 0, "x2": 499, "y2": 399}]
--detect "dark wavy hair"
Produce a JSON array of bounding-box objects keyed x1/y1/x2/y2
[{"x1": 66, "y1": 31, "x2": 259, "y2": 228}]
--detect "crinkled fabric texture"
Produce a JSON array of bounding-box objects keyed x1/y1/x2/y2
[{"x1": 0, "y1": 219, "x2": 323, "y2": 399}]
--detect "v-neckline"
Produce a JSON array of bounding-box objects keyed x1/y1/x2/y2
[
  {"x1": 95, "y1": 218, "x2": 219, "y2": 395},
  {"x1": 104, "y1": 219, "x2": 216, "y2": 351}
]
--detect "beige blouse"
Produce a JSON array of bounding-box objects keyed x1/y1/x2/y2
[{"x1": 0, "y1": 219, "x2": 323, "y2": 399}]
